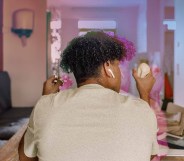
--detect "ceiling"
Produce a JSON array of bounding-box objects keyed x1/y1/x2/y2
[{"x1": 47, "y1": 0, "x2": 144, "y2": 8}]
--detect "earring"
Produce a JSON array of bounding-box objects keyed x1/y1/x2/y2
[{"x1": 108, "y1": 69, "x2": 115, "y2": 78}]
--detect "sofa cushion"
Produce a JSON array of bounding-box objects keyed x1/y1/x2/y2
[
  {"x1": 0, "y1": 107, "x2": 33, "y2": 126},
  {"x1": 0, "y1": 118, "x2": 28, "y2": 140},
  {"x1": 0, "y1": 107, "x2": 33, "y2": 119},
  {"x1": 0, "y1": 97, "x2": 8, "y2": 113}
]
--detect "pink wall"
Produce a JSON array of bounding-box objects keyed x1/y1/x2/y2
[
  {"x1": 3, "y1": 0, "x2": 47, "y2": 107},
  {"x1": 147, "y1": 0, "x2": 162, "y2": 54}
]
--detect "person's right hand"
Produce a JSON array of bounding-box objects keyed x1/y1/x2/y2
[
  {"x1": 42, "y1": 76, "x2": 63, "y2": 95},
  {"x1": 132, "y1": 68, "x2": 155, "y2": 104}
]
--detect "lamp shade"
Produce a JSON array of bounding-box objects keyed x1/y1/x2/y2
[{"x1": 12, "y1": 9, "x2": 34, "y2": 38}]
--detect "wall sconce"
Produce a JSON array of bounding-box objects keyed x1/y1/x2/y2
[{"x1": 11, "y1": 9, "x2": 34, "y2": 46}]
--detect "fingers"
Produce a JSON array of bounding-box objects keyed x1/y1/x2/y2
[
  {"x1": 132, "y1": 68, "x2": 139, "y2": 80},
  {"x1": 145, "y1": 70, "x2": 156, "y2": 83},
  {"x1": 51, "y1": 79, "x2": 63, "y2": 92},
  {"x1": 52, "y1": 75, "x2": 59, "y2": 84},
  {"x1": 42, "y1": 75, "x2": 64, "y2": 95},
  {"x1": 43, "y1": 75, "x2": 55, "y2": 85},
  {"x1": 132, "y1": 68, "x2": 154, "y2": 80},
  {"x1": 146, "y1": 69, "x2": 153, "y2": 77},
  {"x1": 131, "y1": 66, "x2": 156, "y2": 102},
  {"x1": 46, "y1": 75, "x2": 62, "y2": 85},
  {"x1": 55, "y1": 79, "x2": 63, "y2": 88}
]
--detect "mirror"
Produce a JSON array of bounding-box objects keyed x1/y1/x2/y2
[{"x1": 46, "y1": 0, "x2": 184, "y2": 155}]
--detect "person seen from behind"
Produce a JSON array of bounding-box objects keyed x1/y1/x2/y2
[{"x1": 19, "y1": 31, "x2": 158, "y2": 161}]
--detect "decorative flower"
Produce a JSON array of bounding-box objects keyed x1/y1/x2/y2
[{"x1": 59, "y1": 74, "x2": 73, "y2": 90}]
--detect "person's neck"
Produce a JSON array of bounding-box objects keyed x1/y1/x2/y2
[
  {"x1": 78, "y1": 78, "x2": 104, "y2": 88},
  {"x1": 78, "y1": 78, "x2": 117, "y2": 93}
]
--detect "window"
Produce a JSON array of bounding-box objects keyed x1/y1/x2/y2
[
  {"x1": 163, "y1": 20, "x2": 176, "y2": 30},
  {"x1": 78, "y1": 20, "x2": 117, "y2": 36}
]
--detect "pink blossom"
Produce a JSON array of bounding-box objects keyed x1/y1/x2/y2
[{"x1": 59, "y1": 74, "x2": 73, "y2": 90}]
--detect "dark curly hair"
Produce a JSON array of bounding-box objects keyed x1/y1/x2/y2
[{"x1": 60, "y1": 31, "x2": 127, "y2": 84}]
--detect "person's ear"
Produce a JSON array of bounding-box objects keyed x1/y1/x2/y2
[{"x1": 103, "y1": 61, "x2": 115, "y2": 78}]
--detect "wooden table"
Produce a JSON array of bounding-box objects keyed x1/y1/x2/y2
[
  {"x1": 161, "y1": 149, "x2": 184, "y2": 161},
  {"x1": 161, "y1": 156, "x2": 184, "y2": 161}
]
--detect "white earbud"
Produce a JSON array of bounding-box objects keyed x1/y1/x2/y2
[{"x1": 108, "y1": 69, "x2": 115, "y2": 78}]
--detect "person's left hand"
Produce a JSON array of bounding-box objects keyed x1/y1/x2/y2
[
  {"x1": 42, "y1": 76, "x2": 63, "y2": 95},
  {"x1": 132, "y1": 68, "x2": 155, "y2": 104}
]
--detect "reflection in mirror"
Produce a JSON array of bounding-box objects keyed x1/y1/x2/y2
[{"x1": 47, "y1": 0, "x2": 184, "y2": 157}]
